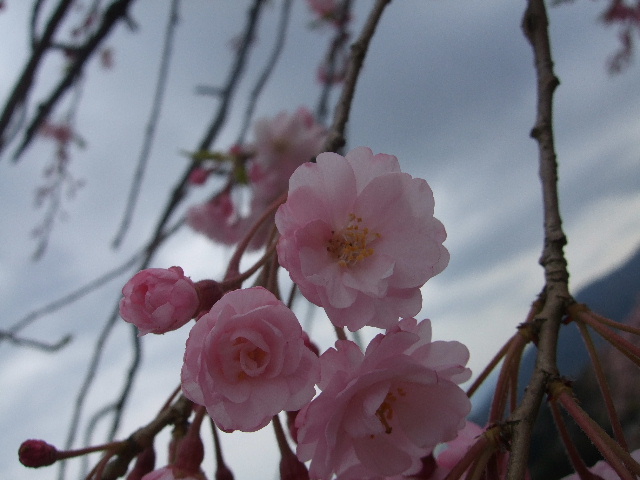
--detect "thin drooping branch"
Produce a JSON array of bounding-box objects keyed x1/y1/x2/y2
[
  {"x1": 236, "y1": 0, "x2": 293, "y2": 145},
  {"x1": 31, "y1": 77, "x2": 86, "y2": 260},
  {"x1": 1, "y1": 250, "x2": 144, "y2": 345},
  {"x1": 59, "y1": 3, "x2": 267, "y2": 477},
  {"x1": 324, "y1": 0, "x2": 392, "y2": 153},
  {"x1": 0, "y1": 330, "x2": 71, "y2": 352},
  {"x1": 0, "y1": 0, "x2": 74, "y2": 155},
  {"x1": 315, "y1": 0, "x2": 352, "y2": 126},
  {"x1": 12, "y1": 0, "x2": 138, "y2": 162},
  {"x1": 506, "y1": 1, "x2": 572, "y2": 478},
  {"x1": 111, "y1": 0, "x2": 181, "y2": 249}
]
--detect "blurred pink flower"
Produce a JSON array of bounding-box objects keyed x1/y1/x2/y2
[
  {"x1": 187, "y1": 108, "x2": 325, "y2": 250},
  {"x1": 560, "y1": 449, "x2": 640, "y2": 480},
  {"x1": 119, "y1": 267, "x2": 200, "y2": 336},
  {"x1": 306, "y1": 0, "x2": 348, "y2": 26},
  {"x1": 181, "y1": 287, "x2": 320, "y2": 432},
  {"x1": 186, "y1": 191, "x2": 245, "y2": 246},
  {"x1": 295, "y1": 318, "x2": 471, "y2": 480},
  {"x1": 434, "y1": 421, "x2": 484, "y2": 471},
  {"x1": 275, "y1": 147, "x2": 449, "y2": 331},
  {"x1": 307, "y1": 0, "x2": 338, "y2": 18},
  {"x1": 188, "y1": 167, "x2": 210, "y2": 185},
  {"x1": 249, "y1": 107, "x2": 326, "y2": 204}
]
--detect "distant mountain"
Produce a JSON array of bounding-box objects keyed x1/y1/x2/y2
[{"x1": 470, "y1": 243, "x2": 640, "y2": 478}]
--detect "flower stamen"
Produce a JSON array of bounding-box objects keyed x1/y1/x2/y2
[
  {"x1": 326, "y1": 213, "x2": 380, "y2": 267},
  {"x1": 375, "y1": 391, "x2": 399, "y2": 434}
]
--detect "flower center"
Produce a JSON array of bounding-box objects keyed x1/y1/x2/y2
[
  {"x1": 374, "y1": 387, "x2": 406, "y2": 435},
  {"x1": 326, "y1": 213, "x2": 380, "y2": 267},
  {"x1": 233, "y1": 337, "x2": 268, "y2": 380}
]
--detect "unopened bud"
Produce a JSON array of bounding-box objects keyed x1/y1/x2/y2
[
  {"x1": 126, "y1": 445, "x2": 156, "y2": 480},
  {"x1": 18, "y1": 439, "x2": 58, "y2": 468}
]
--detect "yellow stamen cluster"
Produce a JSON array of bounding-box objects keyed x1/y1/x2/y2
[{"x1": 326, "y1": 214, "x2": 380, "y2": 267}]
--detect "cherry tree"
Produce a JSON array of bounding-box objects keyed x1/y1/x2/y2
[{"x1": 2, "y1": 1, "x2": 640, "y2": 479}]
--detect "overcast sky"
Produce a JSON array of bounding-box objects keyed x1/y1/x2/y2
[{"x1": 1, "y1": 1, "x2": 640, "y2": 479}]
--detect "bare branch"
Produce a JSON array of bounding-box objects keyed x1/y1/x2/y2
[
  {"x1": 12, "y1": 0, "x2": 138, "y2": 162},
  {"x1": 0, "y1": 330, "x2": 71, "y2": 352},
  {"x1": 324, "y1": 0, "x2": 393, "y2": 153},
  {"x1": 111, "y1": 0, "x2": 181, "y2": 248},
  {"x1": 0, "y1": 0, "x2": 74, "y2": 155},
  {"x1": 236, "y1": 0, "x2": 293, "y2": 145},
  {"x1": 506, "y1": 1, "x2": 572, "y2": 478}
]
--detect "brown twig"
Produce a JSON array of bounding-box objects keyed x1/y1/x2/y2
[
  {"x1": 323, "y1": 0, "x2": 392, "y2": 153},
  {"x1": 506, "y1": 1, "x2": 572, "y2": 478},
  {"x1": 0, "y1": 0, "x2": 74, "y2": 154},
  {"x1": 12, "y1": 0, "x2": 138, "y2": 161}
]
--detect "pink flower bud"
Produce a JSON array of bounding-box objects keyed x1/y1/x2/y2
[
  {"x1": 173, "y1": 431, "x2": 205, "y2": 473},
  {"x1": 18, "y1": 439, "x2": 58, "y2": 468},
  {"x1": 188, "y1": 167, "x2": 210, "y2": 185},
  {"x1": 126, "y1": 446, "x2": 156, "y2": 480},
  {"x1": 119, "y1": 267, "x2": 200, "y2": 336}
]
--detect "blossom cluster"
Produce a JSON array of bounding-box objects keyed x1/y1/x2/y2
[
  {"x1": 186, "y1": 107, "x2": 326, "y2": 250},
  {"x1": 117, "y1": 141, "x2": 471, "y2": 479}
]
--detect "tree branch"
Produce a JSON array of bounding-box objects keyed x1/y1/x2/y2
[
  {"x1": 324, "y1": 0, "x2": 393, "y2": 153},
  {"x1": 111, "y1": 0, "x2": 181, "y2": 248},
  {"x1": 12, "y1": 0, "x2": 138, "y2": 162},
  {"x1": 506, "y1": 1, "x2": 572, "y2": 478},
  {"x1": 0, "y1": 0, "x2": 74, "y2": 155}
]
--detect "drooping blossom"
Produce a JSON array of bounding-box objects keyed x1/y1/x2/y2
[
  {"x1": 434, "y1": 421, "x2": 484, "y2": 471},
  {"x1": 275, "y1": 147, "x2": 449, "y2": 331},
  {"x1": 306, "y1": 0, "x2": 349, "y2": 26},
  {"x1": 295, "y1": 318, "x2": 471, "y2": 480},
  {"x1": 187, "y1": 108, "x2": 325, "y2": 250},
  {"x1": 181, "y1": 287, "x2": 320, "y2": 432},
  {"x1": 120, "y1": 267, "x2": 200, "y2": 336},
  {"x1": 560, "y1": 449, "x2": 640, "y2": 480},
  {"x1": 186, "y1": 191, "x2": 245, "y2": 246},
  {"x1": 249, "y1": 106, "x2": 326, "y2": 205},
  {"x1": 429, "y1": 421, "x2": 532, "y2": 480}
]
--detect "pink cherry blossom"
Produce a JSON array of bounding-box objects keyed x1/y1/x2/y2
[
  {"x1": 186, "y1": 191, "x2": 245, "y2": 246},
  {"x1": 275, "y1": 147, "x2": 450, "y2": 331},
  {"x1": 187, "y1": 108, "x2": 325, "y2": 250},
  {"x1": 181, "y1": 287, "x2": 320, "y2": 432},
  {"x1": 249, "y1": 106, "x2": 326, "y2": 205},
  {"x1": 430, "y1": 421, "x2": 532, "y2": 480},
  {"x1": 560, "y1": 449, "x2": 640, "y2": 480},
  {"x1": 435, "y1": 421, "x2": 484, "y2": 471},
  {"x1": 119, "y1": 267, "x2": 200, "y2": 336},
  {"x1": 295, "y1": 318, "x2": 471, "y2": 480}
]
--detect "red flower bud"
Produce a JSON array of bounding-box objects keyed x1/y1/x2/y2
[{"x1": 18, "y1": 439, "x2": 58, "y2": 468}]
